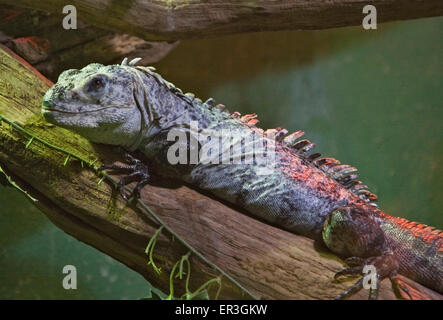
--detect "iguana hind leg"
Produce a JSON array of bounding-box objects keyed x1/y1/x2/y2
[
  {"x1": 334, "y1": 253, "x2": 399, "y2": 299},
  {"x1": 98, "y1": 152, "x2": 150, "y2": 201},
  {"x1": 322, "y1": 206, "x2": 401, "y2": 299}
]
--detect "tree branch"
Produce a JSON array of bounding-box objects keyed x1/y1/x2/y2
[
  {"x1": 1, "y1": 0, "x2": 442, "y2": 41},
  {"x1": 0, "y1": 5, "x2": 178, "y2": 81},
  {"x1": 0, "y1": 45, "x2": 441, "y2": 300}
]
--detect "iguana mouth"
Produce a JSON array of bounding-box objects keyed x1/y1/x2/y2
[{"x1": 41, "y1": 106, "x2": 111, "y2": 114}]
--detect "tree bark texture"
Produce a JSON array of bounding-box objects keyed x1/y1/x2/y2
[{"x1": 0, "y1": 0, "x2": 442, "y2": 41}]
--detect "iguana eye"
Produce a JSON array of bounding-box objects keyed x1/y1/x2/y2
[
  {"x1": 92, "y1": 78, "x2": 103, "y2": 89},
  {"x1": 87, "y1": 76, "x2": 106, "y2": 92}
]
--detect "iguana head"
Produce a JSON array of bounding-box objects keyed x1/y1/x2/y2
[{"x1": 41, "y1": 58, "x2": 149, "y2": 148}]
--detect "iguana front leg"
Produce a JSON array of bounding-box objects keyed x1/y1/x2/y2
[
  {"x1": 98, "y1": 152, "x2": 150, "y2": 201},
  {"x1": 322, "y1": 207, "x2": 406, "y2": 299}
]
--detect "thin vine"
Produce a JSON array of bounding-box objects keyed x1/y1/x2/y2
[
  {"x1": 165, "y1": 251, "x2": 222, "y2": 300},
  {"x1": 0, "y1": 113, "x2": 257, "y2": 300},
  {"x1": 145, "y1": 225, "x2": 164, "y2": 275},
  {"x1": 0, "y1": 165, "x2": 37, "y2": 202}
]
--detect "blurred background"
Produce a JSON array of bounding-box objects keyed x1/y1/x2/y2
[{"x1": 0, "y1": 16, "x2": 441, "y2": 299}]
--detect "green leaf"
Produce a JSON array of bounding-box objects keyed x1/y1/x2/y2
[
  {"x1": 63, "y1": 155, "x2": 70, "y2": 166},
  {"x1": 97, "y1": 175, "x2": 105, "y2": 186},
  {"x1": 139, "y1": 287, "x2": 167, "y2": 300},
  {"x1": 189, "y1": 289, "x2": 210, "y2": 300},
  {"x1": 25, "y1": 137, "x2": 34, "y2": 149}
]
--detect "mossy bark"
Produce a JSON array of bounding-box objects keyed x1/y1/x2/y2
[{"x1": 0, "y1": 46, "x2": 441, "y2": 300}]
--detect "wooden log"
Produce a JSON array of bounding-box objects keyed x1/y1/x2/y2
[
  {"x1": 0, "y1": 45, "x2": 441, "y2": 300},
  {"x1": 1, "y1": 0, "x2": 442, "y2": 41},
  {"x1": 0, "y1": 5, "x2": 178, "y2": 81}
]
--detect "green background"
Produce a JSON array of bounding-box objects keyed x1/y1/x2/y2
[{"x1": 1, "y1": 17, "x2": 441, "y2": 299}]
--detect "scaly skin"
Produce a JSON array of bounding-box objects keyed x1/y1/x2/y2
[{"x1": 41, "y1": 59, "x2": 442, "y2": 298}]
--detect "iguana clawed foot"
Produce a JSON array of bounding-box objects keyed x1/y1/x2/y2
[
  {"x1": 323, "y1": 207, "x2": 411, "y2": 300},
  {"x1": 334, "y1": 252, "x2": 404, "y2": 300},
  {"x1": 98, "y1": 152, "x2": 150, "y2": 201}
]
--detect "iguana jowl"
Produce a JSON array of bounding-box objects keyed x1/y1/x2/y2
[{"x1": 41, "y1": 58, "x2": 442, "y2": 299}]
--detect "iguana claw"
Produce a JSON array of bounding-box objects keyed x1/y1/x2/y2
[
  {"x1": 334, "y1": 253, "x2": 401, "y2": 300},
  {"x1": 323, "y1": 207, "x2": 414, "y2": 300},
  {"x1": 98, "y1": 153, "x2": 150, "y2": 201}
]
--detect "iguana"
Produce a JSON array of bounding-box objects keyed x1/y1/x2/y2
[{"x1": 41, "y1": 58, "x2": 442, "y2": 299}]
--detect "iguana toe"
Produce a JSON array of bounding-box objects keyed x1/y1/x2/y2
[
  {"x1": 99, "y1": 152, "x2": 150, "y2": 202},
  {"x1": 334, "y1": 253, "x2": 399, "y2": 300}
]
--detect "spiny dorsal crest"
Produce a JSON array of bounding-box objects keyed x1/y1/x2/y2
[
  {"x1": 233, "y1": 110, "x2": 378, "y2": 207},
  {"x1": 122, "y1": 57, "x2": 206, "y2": 106},
  {"x1": 381, "y1": 214, "x2": 443, "y2": 247}
]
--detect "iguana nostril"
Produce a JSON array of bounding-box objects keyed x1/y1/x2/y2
[{"x1": 41, "y1": 100, "x2": 53, "y2": 108}]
